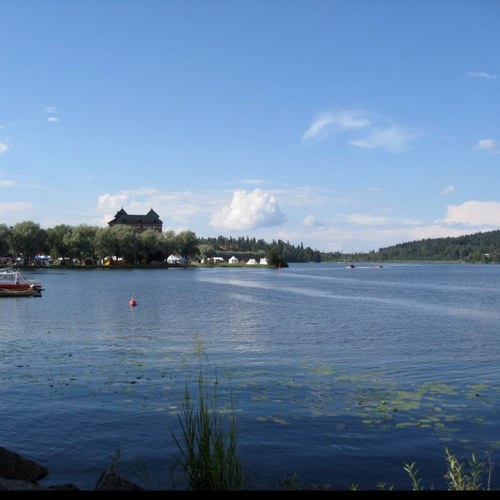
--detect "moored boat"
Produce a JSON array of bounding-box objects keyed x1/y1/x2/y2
[{"x1": 0, "y1": 267, "x2": 43, "y2": 297}]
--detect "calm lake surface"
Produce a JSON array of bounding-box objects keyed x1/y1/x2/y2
[{"x1": 1, "y1": 262, "x2": 499, "y2": 490}]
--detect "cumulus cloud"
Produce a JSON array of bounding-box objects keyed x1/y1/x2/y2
[
  {"x1": 441, "y1": 185, "x2": 454, "y2": 195},
  {"x1": 47, "y1": 116, "x2": 59, "y2": 123},
  {"x1": 465, "y1": 71, "x2": 497, "y2": 80},
  {"x1": 0, "y1": 141, "x2": 9, "y2": 154},
  {"x1": 443, "y1": 201, "x2": 500, "y2": 225},
  {"x1": 210, "y1": 188, "x2": 287, "y2": 230},
  {"x1": 98, "y1": 193, "x2": 131, "y2": 211},
  {"x1": 301, "y1": 111, "x2": 370, "y2": 142},
  {"x1": 474, "y1": 139, "x2": 498, "y2": 152}
]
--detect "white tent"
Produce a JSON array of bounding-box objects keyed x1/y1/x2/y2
[
  {"x1": 167, "y1": 254, "x2": 185, "y2": 264},
  {"x1": 259, "y1": 257, "x2": 268, "y2": 265},
  {"x1": 228, "y1": 256, "x2": 239, "y2": 264},
  {"x1": 247, "y1": 258, "x2": 258, "y2": 265}
]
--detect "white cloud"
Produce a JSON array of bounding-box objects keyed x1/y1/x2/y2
[
  {"x1": 407, "y1": 225, "x2": 472, "y2": 242},
  {"x1": 97, "y1": 193, "x2": 131, "y2": 211},
  {"x1": 465, "y1": 71, "x2": 497, "y2": 80},
  {"x1": 0, "y1": 179, "x2": 16, "y2": 187},
  {"x1": 86, "y1": 188, "x2": 500, "y2": 253},
  {"x1": 474, "y1": 139, "x2": 498, "y2": 152},
  {"x1": 441, "y1": 185, "x2": 454, "y2": 195},
  {"x1": 301, "y1": 111, "x2": 370, "y2": 142},
  {"x1": 275, "y1": 186, "x2": 341, "y2": 207},
  {"x1": 43, "y1": 105, "x2": 59, "y2": 124},
  {"x1": 443, "y1": 201, "x2": 500, "y2": 225},
  {"x1": 239, "y1": 178, "x2": 268, "y2": 186},
  {"x1": 303, "y1": 215, "x2": 317, "y2": 226},
  {"x1": 0, "y1": 201, "x2": 33, "y2": 214},
  {"x1": 210, "y1": 188, "x2": 287, "y2": 230},
  {"x1": 347, "y1": 213, "x2": 388, "y2": 225},
  {"x1": 302, "y1": 110, "x2": 417, "y2": 153},
  {"x1": 0, "y1": 141, "x2": 9, "y2": 154},
  {"x1": 350, "y1": 126, "x2": 416, "y2": 153}
]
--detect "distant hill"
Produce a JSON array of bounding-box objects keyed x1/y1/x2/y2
[{"x1": 330, "y1": 229, "x2": 500, "y2": 263}]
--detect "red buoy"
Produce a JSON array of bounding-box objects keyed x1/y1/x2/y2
[{"x1": 129, "y1": 294, "x2": 137, "y2": 306}]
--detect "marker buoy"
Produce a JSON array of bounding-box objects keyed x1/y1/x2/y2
[{"x1": 129, "y1": 293, "x2": 137, "y2": 306}]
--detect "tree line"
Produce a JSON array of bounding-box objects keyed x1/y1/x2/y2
[
  {"x1": 0, "y1": 221, "x2": 319, "y2": 267},
  {"x1": 321, "y1": 230, "x2": 500, "y2": 264},
  {"x1": 1, "y1": 220, "x2": 498, "y2": 266}
]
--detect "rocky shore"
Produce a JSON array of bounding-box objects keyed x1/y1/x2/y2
[{"x1": 0, "y1": 446, "x2": 142, "y2": 491}]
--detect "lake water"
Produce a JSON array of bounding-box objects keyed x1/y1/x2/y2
[{"x1": 1, "y1": 262, "x2": 499, "y2": 490}]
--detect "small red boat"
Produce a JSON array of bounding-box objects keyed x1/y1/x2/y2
[{"x1": 0, "y1": 267, "x2": 43, "y2": 297}]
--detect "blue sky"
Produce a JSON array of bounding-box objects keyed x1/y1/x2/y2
[{"x1": 1, "y1": 0, "x2": 499, "y2": 253}]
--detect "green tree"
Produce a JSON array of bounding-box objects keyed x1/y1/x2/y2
[
  {"x1": 46, "y1": 224, "x2": 73, "y2": 259},
  {"x1": 138, "y1": 229, "x2": 165, "y2": 264},
  {"x1": 94, "y1": 227, "x2": 116, "y2": 261},
  {"x1": 68, "y1": 224, "x2": 99, "y2": 263},
  {"x1": 110, "y1": 225, "x2": 138, "y2": 263},
  {"x1": 161, "y1": 230, "x2": 178, "y2": 257},
  {"x1": 198, "y1": 243, "x2": 216, "y2": 260},
  {"x1": 266, "y1": 245, "x2": 288, "y2": 268},
  {"x1": 0, "y1": 223, "x2": 11, "y2": 257},
  {"x1": 176, "y1": 230, "x2": 199, "y2": 260},
  {"x1": 94, "y1": 225, "x2": 137, "y2": 263},
  {"x1": 9, "y1": 221, "x2": 47, "y2": 263}
]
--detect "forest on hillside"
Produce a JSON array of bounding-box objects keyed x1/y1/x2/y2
[
  {"x1": 185, "y1": 230, "x2": 500, "y2": 264},
  {"x1": 326, "y1": 230, "x2": 500, "y2": 264}
]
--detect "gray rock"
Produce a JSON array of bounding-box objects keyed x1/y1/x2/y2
[
  {"x1": 95, "y1": 468, "x2": 143, "y2": 490},
  {"x1": 0, "y1": 446, "x2": 48, "y2": 481},
  {"x1": 0, "y1": 478, "x2": 48, "y2": 490},
  {"x1": 0, "y1": 446, "x2": 142, "y2": 490}
]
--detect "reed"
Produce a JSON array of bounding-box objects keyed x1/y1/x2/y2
[
  {"x1": 171, "y1": 369, "x2": 243, "y2": 490},
  {"x1": 403, "y1": 448, "x2": 492, "y2": 491},
  {"x1": 443, "y1": 448, "x2": 490, "y2": 491}
]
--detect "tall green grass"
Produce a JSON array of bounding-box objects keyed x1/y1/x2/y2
[
  {"x1": 171, "y1": 369, "x2": 244, "y2": 490},
  {"x1": 403, "y1": 448, "x2": 492, "y2": 491}
]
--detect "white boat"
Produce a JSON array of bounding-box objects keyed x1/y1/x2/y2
[{"x1": 0, "y1": 267, "x2": 43, "y2": 297}]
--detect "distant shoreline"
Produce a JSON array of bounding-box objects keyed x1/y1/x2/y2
[{"x1": 14, "y1": 262, "x2": 275, "y2": 270}]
